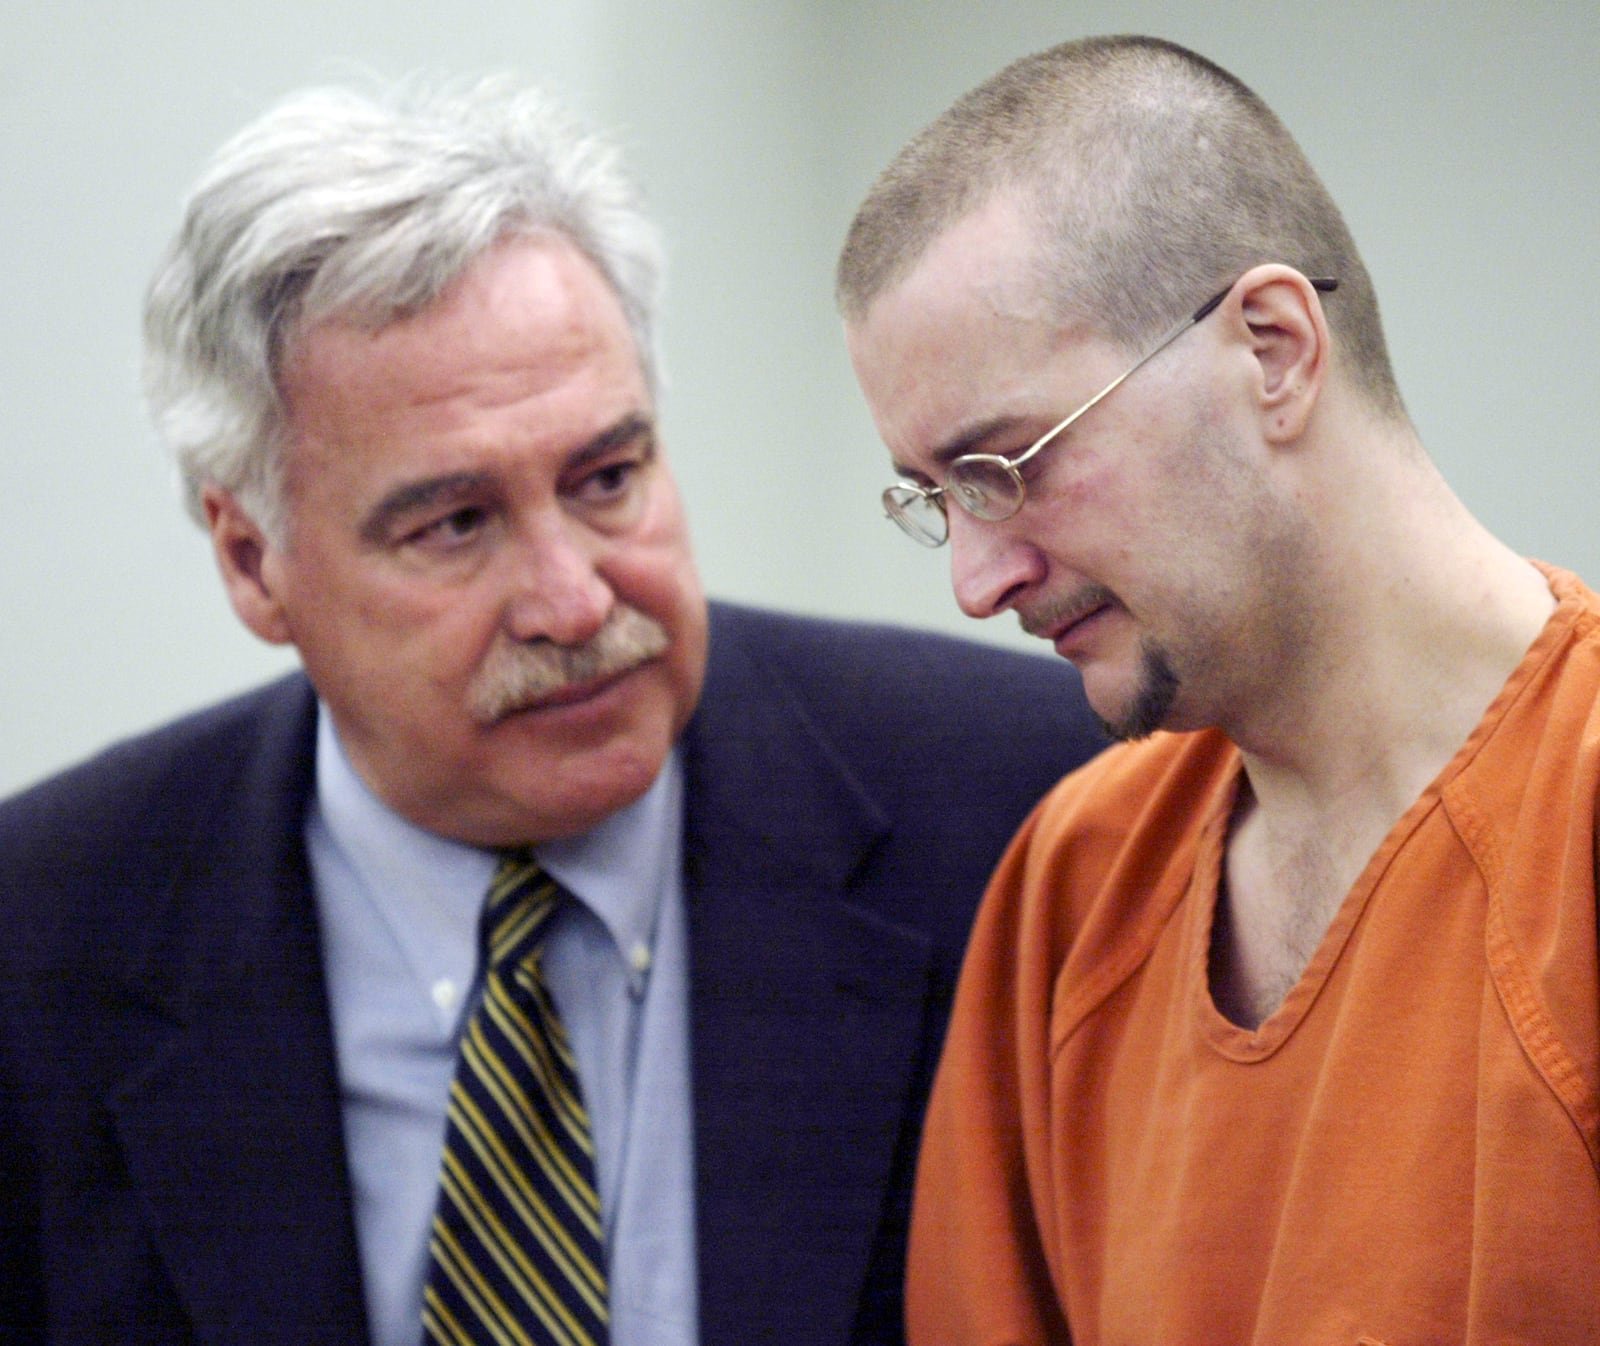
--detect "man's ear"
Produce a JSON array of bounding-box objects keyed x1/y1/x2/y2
[
  {"x1": 1233, "y1": 266, "x2": 1330, "y2": 445},
  {"x1": 202, "y1": 484, "x2": 295, "y2": 646}
]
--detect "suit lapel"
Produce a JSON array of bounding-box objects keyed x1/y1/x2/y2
[
  {"x1": 684, "y1": 608, "x2": 935, "y2": 1346},
  {"x1": 104, "y1": 679, "x2": 371, "y2": 1344},
  {"x1": 92, "y1": 623, "x2": 934, "y2": 1344}
]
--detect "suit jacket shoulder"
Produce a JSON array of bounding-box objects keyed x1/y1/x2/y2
[{"x1": 1, "y1": 674, "x2": 316, "y2": 875}]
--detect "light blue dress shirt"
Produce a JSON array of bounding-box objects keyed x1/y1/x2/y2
[{"x1": 306, "y1": 710, "x2": 698, "y2": 1346}]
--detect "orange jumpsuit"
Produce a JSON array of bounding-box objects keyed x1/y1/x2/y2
[{"x1": 909, "y1": 566, "x2": 1600, "y2": 1346}]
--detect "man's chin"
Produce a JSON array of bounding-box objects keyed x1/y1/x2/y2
[
  {"x1": 413, "y1": 757, "x2": 664, "y2": 848},
  {"x1": 505, "y1": 758, "x2": 668, "y2": 845},
  {"x1": 1090, "y1": 643, "x2": 1181, "y2": 743}
]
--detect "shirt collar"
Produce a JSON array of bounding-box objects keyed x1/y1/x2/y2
[
  {"x1": 538, "y1": 747, "x2": 684, "y2": 979},
  {"x1": 313, "y1": 706, "x2": 683, "y2": 976}
]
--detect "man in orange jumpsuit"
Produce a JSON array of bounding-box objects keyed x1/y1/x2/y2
[{"x1": 838, "y1": 33, "x2": 1600, "y2": 1346}]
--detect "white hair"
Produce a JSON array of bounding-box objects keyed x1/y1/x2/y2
[{"x1": 143, "y1": 77, "x2": 665, "y2": 540}]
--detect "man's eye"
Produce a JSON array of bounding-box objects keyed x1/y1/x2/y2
[
  {"x1": 411, "y1": 506, "x2": 488, "y2": 546},
  {"x1": 575, "y1": 457, "x2": 645, "y2": 504}
]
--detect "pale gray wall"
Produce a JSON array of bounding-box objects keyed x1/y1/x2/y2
[{"x1": 3, "y1": 1, "x2": 1596, "y2": 795}]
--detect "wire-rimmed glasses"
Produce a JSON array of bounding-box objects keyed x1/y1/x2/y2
[{"x1": 881, "y1": 275, "x2": 1339, "y2": 546}]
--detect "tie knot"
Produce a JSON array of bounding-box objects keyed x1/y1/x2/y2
[{"x1": 485, "y1": 850, "x2": 561, "y2": 973}]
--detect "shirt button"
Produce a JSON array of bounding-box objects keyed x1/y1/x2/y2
[
  {"x1": 629, "y1": 942, "x2": 652, "y2": 976},
  {"x1": 431, "y1": 978, "x2": 460, "y2": 1013}
]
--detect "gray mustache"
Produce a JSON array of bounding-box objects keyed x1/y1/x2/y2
[{"x1": 467, "y1": 606, "x2": 671, "y2": 724}]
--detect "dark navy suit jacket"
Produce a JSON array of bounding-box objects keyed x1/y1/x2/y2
[{"x1": 0, "y1": 602, "x2": 1104, "y2": 1344}]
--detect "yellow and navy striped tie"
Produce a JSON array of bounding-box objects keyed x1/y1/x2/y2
[{"x1": 422, "y1": 852, "x2": 610, "y2": 1346}]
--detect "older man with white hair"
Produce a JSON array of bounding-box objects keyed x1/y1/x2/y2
[{"x1": 0, "y1": 78, "x2": 1103, "y2": 1346}]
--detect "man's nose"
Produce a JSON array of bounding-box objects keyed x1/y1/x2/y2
[
  {"x1": 502, "y1": 514, "x2": 615, "y2": 646},
  {"x1": 948, "y1": 507, "x2": 1045, "y2": 620}
]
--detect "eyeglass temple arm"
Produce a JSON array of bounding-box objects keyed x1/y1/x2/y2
[
  {"x1": 1013, "y1": 275, "x2": 1340, "y2": 471},
  {"x1": 1191, "y1": 274, "x2": 1339, "y2": 324}
]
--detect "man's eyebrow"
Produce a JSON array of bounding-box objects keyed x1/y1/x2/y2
[{"x1": 564, "y1": 412, "x2": 655, "y2": 472}]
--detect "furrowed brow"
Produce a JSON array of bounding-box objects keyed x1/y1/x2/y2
[
  {"x1": 360, "y1": 471, "x2": 492, "y2": 545},
  {"x1": 891, "y1": 414, "x2": 1018, "y2": 481},
  {"x1": 357, "y1": 413, "x2": 658, "y2": 543},
  {"x1": 567, "y1": 413, "x2": 655, "y2": 470}
]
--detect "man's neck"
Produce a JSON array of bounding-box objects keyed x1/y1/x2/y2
[{"x1": 1209, "y1": 453, "x2": 1556, "y2": 1028}]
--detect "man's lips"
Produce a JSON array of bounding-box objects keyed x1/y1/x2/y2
[
  {"x1": 1021, "y1": 589, "x2": 1119, "y2": 655},
  {"x1": 1051, "y1": 600, "x2": 1113, "y2": 643},
  {"x1": 497, "y1": 662, "x2": 644, "y2": 718}
]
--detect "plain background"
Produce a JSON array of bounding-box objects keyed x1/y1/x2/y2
[{"x1": 3, "y1": 1, "x2": 1596, "y2": 795}]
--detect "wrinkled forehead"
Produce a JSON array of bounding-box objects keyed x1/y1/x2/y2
[
  {"x1": 276, "y1": 231, "x2": 648, "y2": 393},
  {"x1": 282, "y1": 237, "x2": 648, "y2": 416}
]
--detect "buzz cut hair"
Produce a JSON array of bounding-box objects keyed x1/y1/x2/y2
[{"x1": 837, "y1": 35, "x2": 1403, "y2": 418}]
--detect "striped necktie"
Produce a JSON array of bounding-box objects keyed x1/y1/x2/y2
[{"x1": 422, "y1": 852, "x2": 610, "y2": 1346}]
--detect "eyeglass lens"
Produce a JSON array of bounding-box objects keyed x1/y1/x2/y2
[
  {"x1": 883, "y1": 484, "x2": 949, "y2": 546},
  {"x1": 945, "y1": 458, "x2": 1025, "y2": 521}
]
